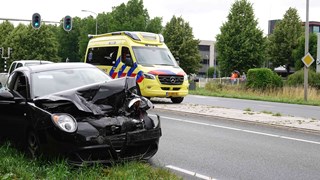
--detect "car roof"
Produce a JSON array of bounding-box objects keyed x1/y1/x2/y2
[
  {"x1": 13, "y1": 60, "x2": 53, "y2": 64},
  {"x1": 17, "y1": 62, "x2": 96, "y2": 73}
]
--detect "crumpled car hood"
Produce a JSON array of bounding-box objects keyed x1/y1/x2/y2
[{"x1": 34, "y1": 77, "x2": 136, "y2": 116}]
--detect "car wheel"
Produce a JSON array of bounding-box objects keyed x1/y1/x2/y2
[
  {"x1": 171, "y1": 97, "x2": 184, "y2": 104},
  {"x1": 26, "y1": 131, "x2": 40, "y2": 159}
]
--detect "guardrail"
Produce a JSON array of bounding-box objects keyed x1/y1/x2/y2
[{"x1": 190, "y1": 77, "x2": 246, "y2": 88}]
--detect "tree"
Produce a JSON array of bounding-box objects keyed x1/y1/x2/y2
[
  {"x1": 56, "y1": 17, "x2": 81, "y2": 62},
  {"x1": 162, "y1": 16, "x2": 201, "y2": 74},
  {"x1": 146, "y1": 17, "x2": 163, "y2": 33},
  {"x1": 108, "y1": 0, "x2": 149, "y2": 32},
  {"x1": 106, "y1": 0, "x2": 162, "y2": 33},
  {"x1": 4, "y1": 24, "x2": 59, "y2": 65},
  {"x1": 0, "y1": 21, "x2": 14, "y2": 47},
  {"x1": 78, "y1": 16, "x2": 96, "y2": 61},
  {"x1": 268, "y1": 7, "x2": 303, "y2": 74},
  {"x1": 292, "y1": 33, "x2": 317, "y2": 71},
  {"x1": 216, "y1": 0, "x2": 266, "y2": 76}
]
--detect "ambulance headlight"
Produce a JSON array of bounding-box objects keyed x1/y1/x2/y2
[{"x1": 143, "y1": 73, "x2": 156, "y2": 79}]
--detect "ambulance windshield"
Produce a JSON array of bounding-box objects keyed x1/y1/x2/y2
[{"x1": 132, "y1": 46, "x2": 179, "y2": 66}]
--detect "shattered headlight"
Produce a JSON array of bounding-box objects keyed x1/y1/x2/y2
[{"x1": 52, "y1": 114, "x2": 77, "y2": 133}]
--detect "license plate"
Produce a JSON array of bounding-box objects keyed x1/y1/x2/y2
[{"x1": 166, "y1": 92, "x2": 179, "y2": 97}]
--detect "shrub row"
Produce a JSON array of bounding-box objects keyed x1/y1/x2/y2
[
  {"x1": 287, "y1": 69, "x2": 320, "y2": 89},
  {"x1": 246, "y1": 68, "x2": 283, "y2": 90}
]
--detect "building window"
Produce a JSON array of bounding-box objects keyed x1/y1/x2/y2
[
  {"x1": 313, "y1": 26, "x2": 320, "y2": 33},
  {"x1": 199, "y1": 45, "x2": 210, "y2": 51}
]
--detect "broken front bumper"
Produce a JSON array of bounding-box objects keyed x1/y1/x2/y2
[{"x1": 41, "y1": 116, "x2": 162, "y2": 166}]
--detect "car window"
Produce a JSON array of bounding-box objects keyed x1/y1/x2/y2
[
  {"x1": 14, "y1": 74, "x2": 28, "y2": 98},
  {"x1": 16, "y1": 63, "x2": 23, "y2": 69},
  {"x1": 8, "y1": 62, "x2": 17, "y2": 74},
  {"x1": 86, "y1": 46, "x2": 119, "y2": 66}
]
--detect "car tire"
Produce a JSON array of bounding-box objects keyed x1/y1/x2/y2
[
  {"x1": 171, "y1": 97, "x2": 184, "y2": 104},
  {"x1": 26, "y1": 130, "x2": 40, "y2": 159}
]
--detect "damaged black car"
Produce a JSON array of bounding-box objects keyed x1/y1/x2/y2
[{"x1": 0, "y1": 63, "x2": 161, "y2": 165}]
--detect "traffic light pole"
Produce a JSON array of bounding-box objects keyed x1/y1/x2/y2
[
  {"x1": 0, "y1": 18, "x2": 60, "y2": 24},
  {"x1": 0, "y1": 47, "x2": 12, "y2": 73}
]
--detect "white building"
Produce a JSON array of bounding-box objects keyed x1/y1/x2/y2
[{"x1": 198, "y1": 40, "x2": 216, "y2": 77}]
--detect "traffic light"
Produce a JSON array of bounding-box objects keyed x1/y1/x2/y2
[
  {"x1": 63, "y1": 15, "x2": 72, "y2": 32},
  {"x1": 32, "y1": 13, "x2": 41, "y2": 29},
  {"x1": 0, "y1": 47, "x2": 3, "y2": 57}
]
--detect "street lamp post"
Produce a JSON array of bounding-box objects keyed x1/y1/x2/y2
[
  {"x1": 213, "y1": 58, "x2": 217, "y2": 78},
  {"x1": 81, "y1": 10, "x2": 98, "y2": 35},
  {"x1": 206, "y1": 54, "x2": 209, "y2": 79}
]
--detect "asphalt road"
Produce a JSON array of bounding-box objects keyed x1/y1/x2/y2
[
  {"x1": 149, "y1": 110, "x2": 320, "y2": 180},
  {"x1": 183, "y1": 95, "x2": 320, "y2": 119}
]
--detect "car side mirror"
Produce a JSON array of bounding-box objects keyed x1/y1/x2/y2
[{"x1": 0, "y1": 90, "x2": 14, "y2": 100}]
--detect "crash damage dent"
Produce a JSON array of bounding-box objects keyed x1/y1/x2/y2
[{"x1": 33, "y1": 77, "x2": 161, "y2": 164}]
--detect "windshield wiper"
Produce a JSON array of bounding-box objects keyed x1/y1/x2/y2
[{"x1": 155, "y1": 63, "x2": 173, "y2": 66}]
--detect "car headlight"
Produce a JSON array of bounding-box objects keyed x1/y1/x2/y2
[
  {"x1": 52, "y1": 114, "x2": 77, "y2": 133},
  {"x1": 143, "y1": 73, "x2": 156, "y2": 79}
]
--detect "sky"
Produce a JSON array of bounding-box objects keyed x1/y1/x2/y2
[{"x1": 1, "y1": 0, "x2": 320, "y2": 41}]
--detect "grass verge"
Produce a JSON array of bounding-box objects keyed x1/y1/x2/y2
[
  {"x1": 190, "y1": 84, "x2": 320, "y2": 106},
  {"x1": 0, "y1": 143, "x2": 180, "y2": 179}
]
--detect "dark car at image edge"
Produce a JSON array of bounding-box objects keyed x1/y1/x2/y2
[{"x1": 0, "y1": 63, "x2": 161, "y2": 165}]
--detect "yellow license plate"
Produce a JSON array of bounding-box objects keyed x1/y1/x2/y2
[{"x1": 166, "y1": 92, "x2": 179, "y2": 97}]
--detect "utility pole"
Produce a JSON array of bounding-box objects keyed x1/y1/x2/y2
[
  {"x1": 304, "y1": 0, "x2": 309, "y2": 101},
  {"x1": 317, "y1": 33, "x2": 320, "y2": 73}
]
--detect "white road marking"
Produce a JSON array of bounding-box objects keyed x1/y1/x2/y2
[
  {"x1": 166, "y1": 165, "x2": 216, "y2": 180},
  {"x1": 151, "y1": 114, "x2": 320, "y2": 145},
  {"x1": 192, "y1": 95, "x2": 210, "y2": 99}
]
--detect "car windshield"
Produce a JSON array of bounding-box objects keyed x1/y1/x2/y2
[
  {"x1": 132, "y1": 46, "x2": 178, "y2": 66},
  {"x1": 31, "y1": 67, "x2": 111, "y2": 97}
]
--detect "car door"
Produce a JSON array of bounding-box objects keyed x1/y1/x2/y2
[{"x1": 0, "y1": 71, "x2": 29, "y2": 141}]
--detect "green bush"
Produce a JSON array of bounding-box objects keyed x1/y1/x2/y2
[
  {"x1": 247, "y1": 68, "x2": 283, "y2": 90},
  {"x1": 207, "y1": 67, "x2": 219, "y2": 78},
  {"x1": 287, "y1": 69, "x2": 320, "y2": 89}
]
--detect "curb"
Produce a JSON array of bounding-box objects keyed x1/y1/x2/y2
[{"x1": 152, "y1": 107, "x2": 320, "y2": 135}]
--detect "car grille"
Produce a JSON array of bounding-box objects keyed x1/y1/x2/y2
[{"x1": 158, "y1": 75, "x2": 184, "y2": 85}]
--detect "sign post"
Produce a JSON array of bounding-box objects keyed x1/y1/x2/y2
[
  {"x1": 317, "y1": 33, "x2": 320, "y2": 73},
  {"x1": 304, "y1": 0, "x2": 310, "y2": 101}
]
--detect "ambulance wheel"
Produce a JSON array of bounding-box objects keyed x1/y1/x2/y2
[{"x1": 171, "y1": 97, "x2": 184, "y2": 104}]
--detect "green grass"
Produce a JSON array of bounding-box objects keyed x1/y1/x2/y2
[
  {"x1": 190, "y1": 84, "x2": 320, "y2": 106},
  {"x1": 0, "y1": 143, "x2": 180, "y2": 180}
]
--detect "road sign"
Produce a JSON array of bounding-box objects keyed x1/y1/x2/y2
[{"x1": 301, "y1": 52, "x2": 315, "y2": 67}]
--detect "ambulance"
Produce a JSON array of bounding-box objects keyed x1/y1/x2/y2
[{"x1": 84, "y1": 31, "x2": 189, "y2": 103}]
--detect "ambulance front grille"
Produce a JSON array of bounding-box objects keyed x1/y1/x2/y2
[{"x1": 158, "y1": 75, "x2": 184, "y2": 85}]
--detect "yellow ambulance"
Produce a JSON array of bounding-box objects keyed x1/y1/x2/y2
[{"x1": 84, "y1": 31, "x2": 189, "y2": 103}]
